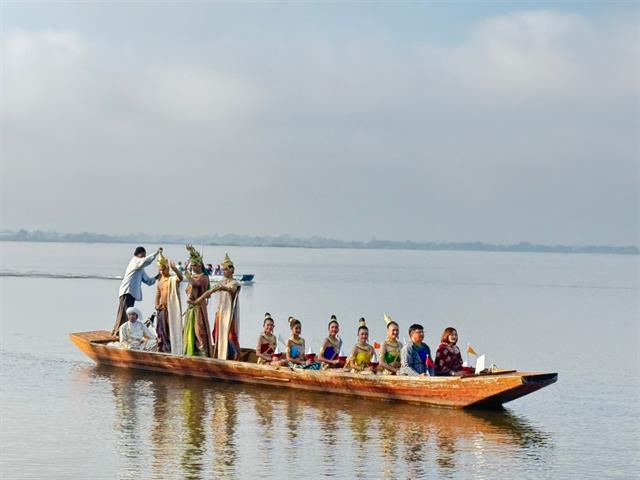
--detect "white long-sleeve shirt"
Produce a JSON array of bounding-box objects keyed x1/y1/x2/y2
[
  {"x1": 118, "y1": 250, "x2": 159, "y2": 300},
  {"x1": 118, "y1": 320, "x2": 157, "y2": 349}
]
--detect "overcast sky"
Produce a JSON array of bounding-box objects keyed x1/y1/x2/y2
[{"x1": 1, "y1": 1, "x2": 638, "y2": 246}]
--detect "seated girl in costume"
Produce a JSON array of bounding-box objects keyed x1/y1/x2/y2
[
  {"x1": 286, "y1": 317, "x2": 321, "y2": 370},
  {"x1": 378, "y1": 314, "x2": 403, "y2": 375},
  {"x1": 435, "y1": 327, "x2": 464, "y2": 376},
  {"x1": 256, "y1": 313, "x2": 285, "y2": 365},
  {"x1": 318, "y1": 315, "x2": 343, "y2": 369},
  {"x1": 345, "y1": 318, "x2": 376, "y2": 374}
]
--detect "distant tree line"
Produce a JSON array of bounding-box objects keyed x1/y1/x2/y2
[{"x1": 1, "y1": 229, "x2": 637, "y2": 255}]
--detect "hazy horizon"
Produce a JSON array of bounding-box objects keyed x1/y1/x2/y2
[
  {"x1": 2, "y1": 228, "x2": 638, "y2": 252},
  {"x1": 1, "y1": 2, "x2": 638, "y2": 246}
]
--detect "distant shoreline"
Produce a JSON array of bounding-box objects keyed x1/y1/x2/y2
[{"x1": 1, "y1": 230, "x2": 637, "y2": 255}]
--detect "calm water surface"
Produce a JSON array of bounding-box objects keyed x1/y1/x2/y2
[{"x1": 0, "y1": 242, "x2": 638, "y2": 479}]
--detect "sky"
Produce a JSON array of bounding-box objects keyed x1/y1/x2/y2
[{"x1": 1, "y1": 1, "x2": 638, "y2": 246}]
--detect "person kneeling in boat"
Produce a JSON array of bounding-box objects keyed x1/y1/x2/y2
[
  {"x1": 378, "y1": 315, "x2": 403, "y2": 375},
  {"x1": 109, "y1": 307, "x2": 158, "y2": 352},
  {"x1": 286, "y1": 317, "x2": 321, "y2": 370},
  {"x1": 256, "y1": 313, "x2": 286, "y2": 366},
  {"x1": 345, "y1": 318, "x2": 376, "y2": 374},
  {"x1": 435, "y1": 327, "x2": 464, "y2": 376},
  {"x1": 318, "y1": 315, "x2": 343, "y2": 369},
  {"x1": 398, "y1": 324, "x2": 431, "y2": 376}
]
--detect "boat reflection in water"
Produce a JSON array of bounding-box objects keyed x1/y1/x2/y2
[{"x1": 91, "y1": 366, "x2": 554, "y2": 479}]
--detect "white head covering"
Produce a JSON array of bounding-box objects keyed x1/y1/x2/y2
[{"x1": 126, "y1": 306, "x2": 142, "y2": 320}]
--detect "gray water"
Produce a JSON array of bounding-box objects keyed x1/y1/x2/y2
[{"x1": 0, "y1": 241, "x2": 638, "y2": 479}]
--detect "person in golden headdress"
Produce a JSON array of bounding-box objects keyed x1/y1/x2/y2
[
  {"x1": 378, "y1": 314, "x2": 403, "y2": 375},
  {"x1": 183, "y1": 245, "x2": 213, "y2": 357},
  {"x1": 286, "y1": 317, "x2": 321, "y2": 370},
  {"x1": 318, "y1": 315, "x2": 343, "y2": 369},
  {"x1": 154, "y1": 251, "x2": 184, "y2": 354},
  {"x1": 345, "y1": 318, "x2": 376, "y2": 373},
  {"x1": 255, "y1": 313, "x2": 278, "y2": 365},
  {"x1": 193, "y1": 252, "x2": 241, "y2": 360}
]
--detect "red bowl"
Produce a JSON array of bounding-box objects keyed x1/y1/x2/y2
[{"x1": 305, "y1": 353, "x2": 316, "y2": 362}]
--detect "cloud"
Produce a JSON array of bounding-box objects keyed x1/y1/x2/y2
[
  {"x1": 436, "y1": 10, "x2": 638, "y2": 98},
  {"x1": 2, "y1": 29, "x2": 89, "y2": 120},
  {"x1": 2, "y1": 28, "x2": 263, "y2": 138},
  {"x1": 0, "y1": 9, "x2": 637, "y2": 245}
]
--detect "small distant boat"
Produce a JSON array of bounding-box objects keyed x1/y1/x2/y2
[
  {"x1": 209, "y1": 273, "x2": 255, "y2": 283},
  {"x1": 71, "y1": 330, "x2": 557, "y2": 409}
]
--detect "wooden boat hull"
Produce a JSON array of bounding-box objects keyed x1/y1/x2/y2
[{"x1": 71, "y1": 331, "x2": 557, "y2": 408}]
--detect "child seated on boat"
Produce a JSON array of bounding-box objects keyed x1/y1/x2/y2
[
  {"x1": 399, "y1": 323, "x2": 431, "y2": 376},
  {"x1": 108, "y1": 307, "x2": 158, "y2": 352},
  {"x1": 378, "y1": 315, "x2": 403, "y2": 375},
  {"x1": 256, "y1": 313, "x2": 286, "y2": 366},
  {"x1": 345, "y1": 318, "x2": 376, "y2": 374},
  {"x1": 318, "y1": 315, "x2": 343, "y2": 369},
  {"x1": 286, "y1": 317, "x2": 321, "y2": 370},
  {"x1": 435, "y1": 327, "x2": 464, "y2": 376}
]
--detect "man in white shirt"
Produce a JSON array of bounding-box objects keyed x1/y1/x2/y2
[
  {"x1": 110, "y1": 307, "x2": 158, "y2": 351},
  {"x1": 112, "y1": 246, "x2": 162, "y2": 335}
]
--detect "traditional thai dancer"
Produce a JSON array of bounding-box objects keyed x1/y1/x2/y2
[
  {"x1": 378, "y1": 314, "x2": 403, "y2": 375},
  {"x1": 345, "y1": 318, "x2": 376, "y2": 373},
  {"x1": 256, "y1": 313, "x2": 278, "y2": 364},
  {"x1": 112, "y1": 246, "x2": 161, "y2": 335},
  {"x1": 109, "y1": 307, "x2": 158, "y2": 351},
  {"x1": 183, "y1": 245, "x2": 213, "y2": 357},
  {"x1": 195, "y1": 253, "x2": 241, "y2": 360},
  {"x1": 154, "y1": 252, "x2": 184, "y2": 354},
  {"x1": 286, "y1": 317, "x2": 321, "y2": 370},
  {"x1": 318, "y1": 315, "x2": 343, "y2": 368},
  {"x1": 435, "y1": 327, "x2": 464, "y2": 376}
]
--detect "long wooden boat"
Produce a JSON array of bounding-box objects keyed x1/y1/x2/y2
[{"x1": 71, "y1": 330, "x2": 557, "y2": 409}]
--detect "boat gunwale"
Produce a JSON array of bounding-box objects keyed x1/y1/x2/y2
[{"x1": 70, "y1": 330, "x2": 557, "y2": 385}]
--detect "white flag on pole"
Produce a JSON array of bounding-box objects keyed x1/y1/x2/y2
[{"x1": 475, "y1": 354, "x2": 486, "y2": 374}]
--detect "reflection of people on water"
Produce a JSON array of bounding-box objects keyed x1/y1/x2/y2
[
  {"x1": 378, "y1": 412, "x2": 401, "y2": 479},
  {"x1": 435, "y1": 327, "x2": 464, "y2": 376},
  {"x1": 349, "y1": 409, "x2": 371, "y2": 472},
  {"x1": 149, "y1": 381, "x2": 177, "y2": 478},
  {"x1": 378, "y1": 314, "x2": 403, "y2": 375},
  {"x1": 183, "y1": 245, "x2": 213, "y2": 357},
  {"x1": 112, "y1": 246, "x2": 161, "y2": 335},
  {"x1": 154, "y1": 252, "x2": 183, "y2": 354},
  {"x1": 109, "y1": 307, "x2": 158, "y2": 351},
  {"x1": 181, "y1": 388, "x2": 207, "y2": 480},
  {"x1": 345, "y1": 318, "x2": 375, "y2": 373},
  {"x1": 399, "y1": 324, "x2": 432, "y2": 376},
  {"x1": 403, "y1": 422, "x2": 428, "y2": 479},
  {"x1": 318, "y1": 315, "x2": 343, "y2": 368},
  {"x1": 211, "y1": 391, "x2": 238, "y2": 478},
  {"x1": 109, "y1": 372, "x2": 144, "y2": 477}
]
